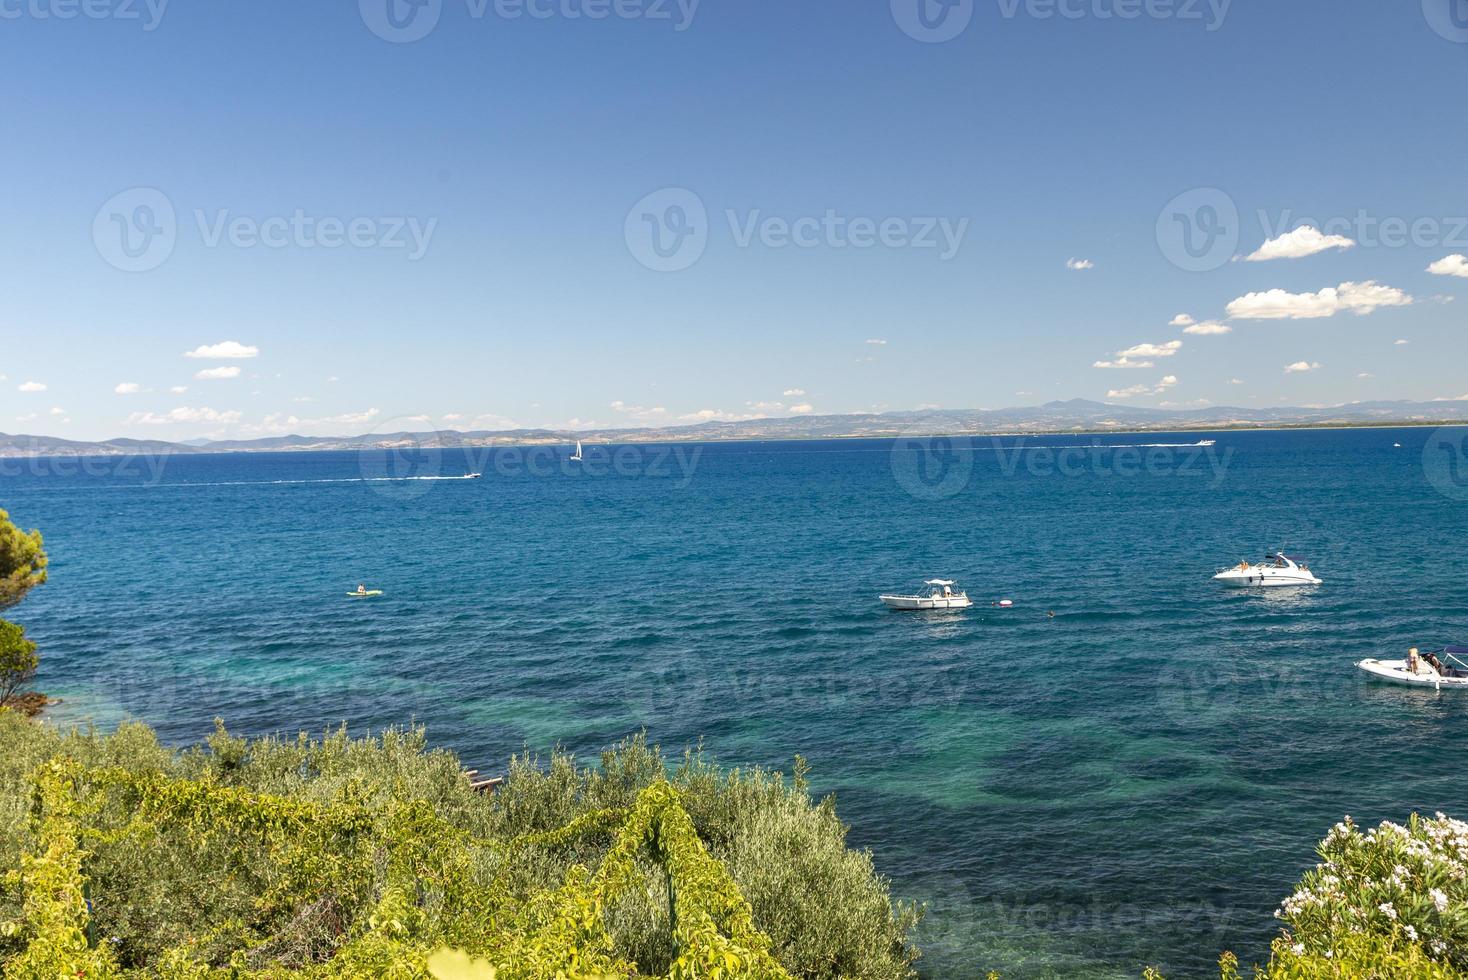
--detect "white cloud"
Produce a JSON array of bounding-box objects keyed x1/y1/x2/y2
[
  {"x1": 609, "y1": 400, "x2": 669, "y2": 423},
  {"x1": 169, "y1": 385, "x2": 189, "y2": 394},
  {"x1": 782, "y1": 388, "x2": 806, "y2": 397},
  {"x1": 865, "y1": 339, "x2": 887, "y2": 345},
  {"x1": 1395, "y1": 339, "x2": 1409, "y2": 345},
  {"x1": 18, "y1": 381, "x2": 46, "y2": 392},
  {"x1": 1106, "y1": 384, "x2": 1150, "y2": 399},
  {"x1": 1107, "y1": 375, "x2": 1177, "y2": 399},
  {"x1": 1095, "y1": 340, "x2": 1181, "y2": 368},
  {"x1": 1427, "y1": 254, "x2": 1468, "y2": 278},
  {"x1": 1228, "y1": 378, "x2": 1244, "y2": 385},
  {"x1": 242, "y1": 408, "x2": 381, "y2": 435},
  {"x1": 1225, "y1": 281, "x2": 1413, "y2": 320},
  {"x1": 49, "y1": 407, "x2": 65, "y2": 416},
  {"x1": 195, "y1": 366, "x2": 242, "y2": 380},
  {"x1": 1182, "y1": 320, "x2": 1232, "y2": 335},
  {"x1": 1093, "y1": 358, "x2": 1154, "y2": 369},
  {"x1": 442, "y1": 413, "x2": 464, "y2": 422},
  {"x1": 15, "y1": 414, "x2": 36, "y2": 423},
  {"x1": 1066, "y1": 257, "x2": 1094, "y2": 270},
  {"x1": 1119, "y1": 341, "x2": 1182, "y2": 358},
  {"x1": 678, "y1": 408, "x2": 762, "y2": 423},
  {"x1": 184, "y1": 341, "x2": 259, "y2": 359},
  {"x1": 789, "y1": 403, "x2": 815, "y2": 414},
  {"x1": 1356, "y1": 372, "x2": 1374, "y2": 379},
  {"x1": 1169, "y1": 314, "x2": 1196, "y2": 327},
  {"x1": 1245, "y1": 226, "x2": 1356, "y2": 262},
  {"x1": 1284, "y1": 361, "x2": 1321, "y2": 374},
  {"x1": 114, "y1": 382, "x2": 146, "y2": 395},
  {"x1": 126, "y1": 406, "x2": 244, "y2": 425}
]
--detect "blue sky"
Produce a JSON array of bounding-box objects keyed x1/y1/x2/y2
[{"x1": 3, "y1": 0, "x2": 1466, "y2": 440}]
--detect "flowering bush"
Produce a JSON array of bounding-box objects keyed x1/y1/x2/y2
[{"x1": 1231, "y1": 813, "x2": 1468, "y2": 977}]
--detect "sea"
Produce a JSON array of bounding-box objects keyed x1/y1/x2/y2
[{"x1": 6, "y1": 425, "x2": 1468, "y2": 977}]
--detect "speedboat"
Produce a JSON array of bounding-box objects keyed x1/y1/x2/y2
[
  {"x1": 1212, "y1": 553, "x2": 1322, "y2": 587},
  {"x1": 1358, "y1": 647, "x2": 1468, "y2": 690},
  {"x1": 880, "y1": 579, "x2": 972, "y2": 610}
]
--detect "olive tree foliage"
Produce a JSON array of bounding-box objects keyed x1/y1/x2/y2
[
  {"x1": 0, "y1": 508, "x2": 44, "y2": 710},
  {"x1": 0, "y1": 622, "x2": 37, "y2": 709},
  {"x1": 0, "y1": 508, "x2": 46, "y2": 612}
]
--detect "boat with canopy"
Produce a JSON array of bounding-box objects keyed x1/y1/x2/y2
[
  {"x1": 879, "y1": 579, "x2": 972, "y2": 610},
  {"x1": 1358, "y1": 646, "x2": 1468, "y2": 690}
]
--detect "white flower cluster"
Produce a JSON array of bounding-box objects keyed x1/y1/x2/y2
[{"x1": 1275, "y1": 812, "x2": 1468, "y2": 967}]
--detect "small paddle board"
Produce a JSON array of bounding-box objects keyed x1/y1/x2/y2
[{"x1": 347, "y1": 590, "x2": 383, "y2": 598}]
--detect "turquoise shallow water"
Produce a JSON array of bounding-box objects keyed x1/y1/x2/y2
[{"x1": 6, "y1": 427, "x2": 1468, "y2": 977}]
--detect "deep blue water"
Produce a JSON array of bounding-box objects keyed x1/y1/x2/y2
[{"x1": 6, "y1": 427, "x2": 1468, "y2": 977}]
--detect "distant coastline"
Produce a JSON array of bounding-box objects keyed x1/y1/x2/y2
[{"x1": 3, "y1": 401, "x2": 1467, "y2": 459}]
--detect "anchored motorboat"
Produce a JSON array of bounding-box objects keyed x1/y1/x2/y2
[
  {"x1": 1213, "y1": 553, "x2": 1322, "y2": 588},
  {"x1": 880, "y1": 579, "x2": 972, "y2": 610},
  {"x1": 1358, "y1": 647, "x2": 1468, "y2": 690}
]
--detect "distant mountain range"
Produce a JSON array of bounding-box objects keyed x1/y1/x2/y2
[{"x1": 3, "y1": 399, "x2": 1466, "y2": 457}]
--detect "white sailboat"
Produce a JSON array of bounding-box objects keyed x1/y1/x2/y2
[{"x1": 570, "y1": 440, "x2": 583, "y2": 462}]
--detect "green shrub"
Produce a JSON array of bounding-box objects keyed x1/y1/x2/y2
[{"x1": 0, "y1": 716, "x2": 920, "y2": 978}]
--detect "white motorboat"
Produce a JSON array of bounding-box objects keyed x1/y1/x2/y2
[
  {"x1": 1212, "y1": 553, "x2": 1322, "y2": 587},
  {"x1": 880, "y1": 579, "x2": 972, "y2": 610},
  {"x1": 1358, "y1": 647, "x2": 1468, "y2": 690}
]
